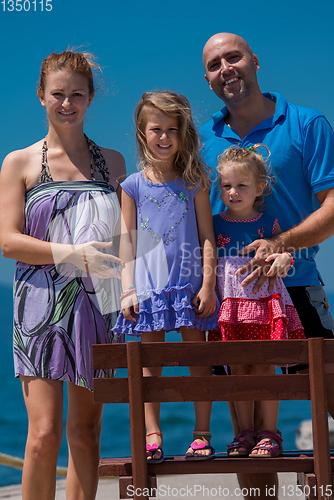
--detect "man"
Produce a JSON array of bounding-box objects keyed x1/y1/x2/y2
[{"x1": 201, "y1": 32, "x2": 334, "y2": 499}]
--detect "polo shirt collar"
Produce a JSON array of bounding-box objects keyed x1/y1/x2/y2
[{"x1": 212, "y1": 92, "x2": 288, "y2": 138}]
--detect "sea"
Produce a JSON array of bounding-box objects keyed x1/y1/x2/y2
[{"x1": 0, "y1": 283, "x2": 328, "y2": 487}]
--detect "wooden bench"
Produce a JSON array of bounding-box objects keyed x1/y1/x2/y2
[{"x1": 93, "y1": 338, "x2": 334, "y2": 500}]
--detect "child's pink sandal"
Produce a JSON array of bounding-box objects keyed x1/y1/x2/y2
[
  {"x1": 227, "y1": 429, "x2": 257, "y2": 457},
  {"x1": 146, "y1": 432, "x2": 164, "y2": 463},
  {"x1": 185, "y1": 431, "x2": 215, "y2": 461},
  {"x1": 249, "y1": 429, "x2": 283, "y2": 458}
]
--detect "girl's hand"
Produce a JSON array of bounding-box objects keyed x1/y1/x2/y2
[
  {"x1": 64, "y1": 241, "x2": 124, "y2": 279},
  {"x1": 265, "y1": 252, "x2": 293, "y2": 278},
  {"x1": 192, "y1": 287, "x2": 216, "y2": 318},
  {"x1": 121, "y1": 292, "x2": 139, "y2": 322}
]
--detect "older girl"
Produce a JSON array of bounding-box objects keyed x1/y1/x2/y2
[{"x1": 114, "y1": 91, "x2": 218, "y2": 461}]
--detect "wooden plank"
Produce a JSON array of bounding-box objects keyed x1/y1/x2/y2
[
  {"x1": 143, "y1": 375, "x2": 310, "y2": 402},
  {"x1": 92, "y1": 340, "x2": 310, "y2": 370},
  {"x1": 93, "y1": 373, "x2": 334, "y2": 405},
  {"x1": 99, "y1": 456, "x2": 334, "y2": 478},
  {"x1": 92, "y1": 343, "x2": 127, "y2": 369},
  {"x1": 323, "y1": 340, "x2": 334, "y2": 365},
  {"x1": 93, "y1": 377, "x2": 129, "y2": 404},
  {"x1": 98, "y1": 455, "x2": 316, "y2": 476},
  {"x1": 325, "y1": 374, "x2": 334, "y2": 399},
  {"x1": 127, "y1": 342, "x2": 149, "y2": 500},
  {"x1": 93, "y1": 374, "x2": 310, "y2": 403},
  {"x1": 92, "y1": 339, "x2": 334, "y2": 369},
  {"x1": 140, "y1": 340, "x2": 309, "y2": 367},
  {"x1": 308, "y1": 338, "x2": 332, "y2": 500},
  {"x1": 99, "y1": 458, "x2": 132, "y2": 477}
]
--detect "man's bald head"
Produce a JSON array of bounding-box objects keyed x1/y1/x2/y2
[
  {"x1": 203, "y1": 33, "x2": 253, "y2": 73},
  {"x1": 202, "y1": 32, "x2": 260, "y2": 104}
]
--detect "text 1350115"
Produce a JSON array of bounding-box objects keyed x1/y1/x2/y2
[{"x1": 1, "y1": 0, "x2": 52, "y2": 11}]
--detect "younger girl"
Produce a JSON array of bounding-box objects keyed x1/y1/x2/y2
[
  {"x1": 114, "y1": 90, "x2": 218, "y2": 461},
  {"x1": 211, "y1": 145, "x2": 305, "y2": 458}
]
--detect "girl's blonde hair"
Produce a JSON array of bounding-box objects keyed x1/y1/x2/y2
[
  {"x1": 134, "y1": 90, "x2": 212, "y2": 189},
  {"x1": 217, "y1": 144, "x2": 273, "y2": 209}
]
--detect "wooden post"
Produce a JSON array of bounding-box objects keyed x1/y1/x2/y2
[
  {"x1": 127, "y1": 341, "x2": 149, "y2": 500},
  {"x1": 308, "y1": 338, "x2": 332, "y2": 500}
]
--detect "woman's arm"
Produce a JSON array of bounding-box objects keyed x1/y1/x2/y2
[
  {"x1": 0, "y1": 151, "x2": 122, "y2": 278},
  {"x1": 193, "y1": 186, "x2": 217, "y2": 318}
]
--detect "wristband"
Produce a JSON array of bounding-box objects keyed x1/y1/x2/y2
[
  {"x1": 283, "y1": 251, "x2": 294, "y2": 266},
  {"x1": 120, "y1": 286, "x2": 136, "y2": 300}
]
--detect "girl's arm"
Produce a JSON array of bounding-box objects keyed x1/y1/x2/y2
[
  {"x1": 193, "y1": 186, "x2": 217, "y2": 318},
  {"x1": 264, "y1": 222, "x2": 294, "y2": 278},
  {"x1": 0, "y1": 151, "x2": 122, "y2": 278},
  {"x1": 119, "y1": 189, "x2": 139, "y2": 321}
]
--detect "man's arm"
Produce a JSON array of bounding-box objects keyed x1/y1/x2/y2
[{"x1": 237, "y1": 187, "x2": 334, "y2": 289}]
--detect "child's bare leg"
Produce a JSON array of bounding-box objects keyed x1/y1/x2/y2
[
  {"x1": 181, "y1": 327, "x2": 213, "y2": 457},
  {"x1": 141, "y1": 330, "x2": 165, "y2": 460},
  {"x1": 250, "y1": 364, "x2": 280, "y2": 456},
  {"x1": 229, "y1": 365, "x2": 256, "y2": 453}
]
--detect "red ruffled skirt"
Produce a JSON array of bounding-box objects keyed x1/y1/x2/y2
[{"x1": 209, "y1": 294, "x2": 305, "y2": 341}]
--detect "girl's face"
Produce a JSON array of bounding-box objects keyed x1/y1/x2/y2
[
  {"x1": 220, "y1": 162, "x2": 265, "y2": 219},
  {"x1": 37, "y1": 70, "x2": 93, "y2": 129},
  {"x1": 144, "y1": 109, "x2": 179, "y2": 167}
]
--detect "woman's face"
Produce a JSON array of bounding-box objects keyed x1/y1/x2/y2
[{"x1": 37, "y1": 70, "x2": 94, "y2": 129}]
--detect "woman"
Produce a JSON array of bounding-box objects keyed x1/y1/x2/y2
[{"x1": 0, "y1": 51, "x2": 126, "y2": 500}]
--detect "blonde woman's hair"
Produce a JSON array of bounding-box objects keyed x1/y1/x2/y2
[
  {"x1": 134, "y1": 90, "x2": 212, "y2": 189},
  {"x1": 217, "y1": 144, "x2": 273, "y2": 209},
  {"x1": 38, "y1": 49, "x2": 100, "y2": 95}
]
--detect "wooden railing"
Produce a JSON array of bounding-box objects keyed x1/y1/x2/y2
[{"x1": 93, "y1": 338, "x2": 334, "y2": 500}]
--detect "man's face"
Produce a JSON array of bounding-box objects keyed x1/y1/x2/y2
[{"x1": 203, "y1": 34, "x2": 259, "y2": 104}]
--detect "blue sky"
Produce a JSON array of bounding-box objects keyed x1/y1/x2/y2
[{"x1": 1, "y1": 0, "x2": 334, "y2": 288}]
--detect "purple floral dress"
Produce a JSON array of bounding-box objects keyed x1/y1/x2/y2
[{"x1": 13, "y1": 138, "x2": 122, "y2": 390}]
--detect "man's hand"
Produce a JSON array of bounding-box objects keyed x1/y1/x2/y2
[{"x1": 236, "y1": 239, "x2": 279, "y2": 292}]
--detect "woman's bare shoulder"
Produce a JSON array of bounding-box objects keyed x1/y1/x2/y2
[
  {"x1": 1, "y1": 140, "x2": 44, "y2": 187},
  {"x1": 3, "y1": 140, "x2": 44, "y2": 166}
]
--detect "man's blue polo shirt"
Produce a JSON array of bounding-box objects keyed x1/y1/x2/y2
[{"x1": 200, "y1": 92, "x2": 334, "y2": 287}]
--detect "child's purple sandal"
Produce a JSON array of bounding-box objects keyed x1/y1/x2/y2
[
  {"x1": 249, "y1": 429, "x2": 283, "y2": 458},
  {"x1": 227, "y1": 429, "x2": 257, "y2": 457}
]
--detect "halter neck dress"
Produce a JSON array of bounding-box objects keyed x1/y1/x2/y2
[{"x1": 13, "y1": 137, "x2": 122, "y2": 390}]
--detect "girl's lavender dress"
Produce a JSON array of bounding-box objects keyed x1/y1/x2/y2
[
  {"x1": 13, "y1": 141, "x2": 122, "y2": 390},
  {"x1": 113, "y1": 171, "x2": 218, "y2": 336}
]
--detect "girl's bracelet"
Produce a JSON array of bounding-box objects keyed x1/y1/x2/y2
[
  {"x1": 283, "y1": 251, "x2": 294, "y2": 266},
  {"x1": 120, "y1": 286, "x2": 136, "y2": 300}
]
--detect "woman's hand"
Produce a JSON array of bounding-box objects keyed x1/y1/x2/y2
[
  {"x1": 64, "y1": 241, "x2": 123, "y2": 279},
  {"x1": 192, "y1": 286, "x2": 216, "y2": 318}
]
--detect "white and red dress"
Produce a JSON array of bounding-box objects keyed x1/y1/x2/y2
[{"x1": 211, "y1": 212, "x2": 305, "y2": 341}]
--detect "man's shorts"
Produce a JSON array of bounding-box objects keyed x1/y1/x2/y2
[{"x1": 285, "y1": 285, "x2": 334, "y2": 373}]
